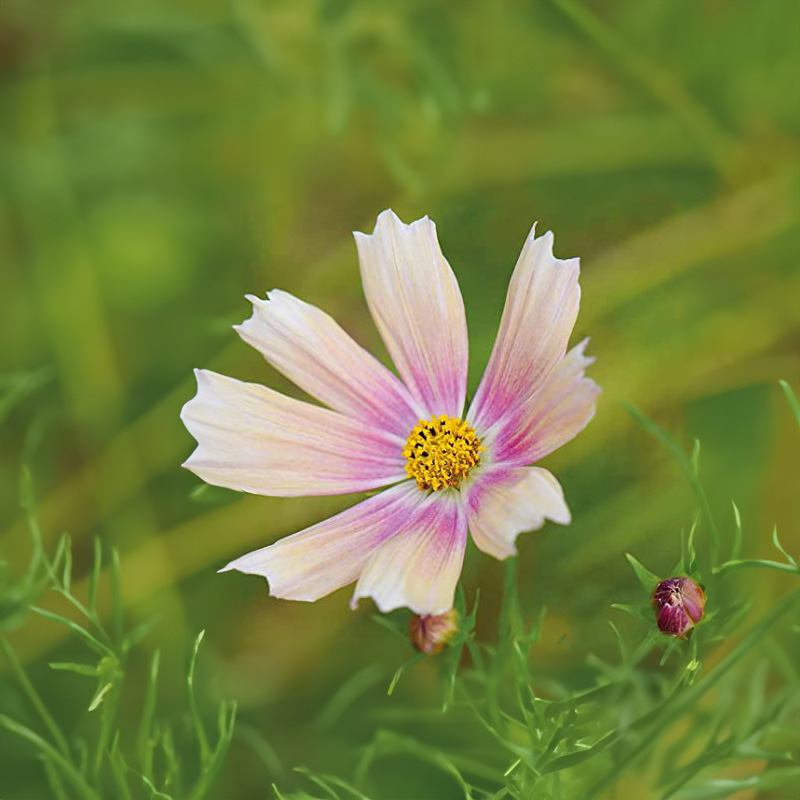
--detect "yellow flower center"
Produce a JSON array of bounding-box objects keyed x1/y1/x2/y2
[{"x1": 403, "y1": 415, "x2": 484, "y2": 491}]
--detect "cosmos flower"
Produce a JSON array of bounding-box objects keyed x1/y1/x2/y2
[
  {"x1": 181, "y1": 210, "x2": 599, "y2": 615},
  {"x1": 651, "y1": 577, "x2": 706, "y2": 638},
  {"x1": 409, "y1": 609, "x2": 460, "y2": 655}
]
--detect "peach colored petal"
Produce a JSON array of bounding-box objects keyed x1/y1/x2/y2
[
  {"x1": 469, "y1": 226, "x2": 580, "y2": 435},
  {"x1": 181, "y1": 369, "x2": 406, "y2": 497},
  {"x1": 220, "y1": 482, "x2": 422, "y2": 602},
  {"x1": 488, "y1": 339, "x2": 600, "y2": 465},
  {"x1": 464, "y1": 466, "x2": 570, "y2": 559},
  {"x1": 236, "y1": 290, "x2": 421, "y2": 438},
  {"x1": 351, "y1": 489, "x2": 467, "y2": 615},
  {"x1": 354, "y1": 210, "x2": 468, "y2": 418}
]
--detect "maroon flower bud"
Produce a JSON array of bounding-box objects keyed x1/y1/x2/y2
[
  {"x1": 651, "y1": 577, "x2": 706, "y2": 638},
  {"x1": 409, "y1": 609, "x2": 459, "y2": 655}
]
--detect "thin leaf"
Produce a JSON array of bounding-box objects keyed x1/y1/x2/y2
[
  {"x1": 730, "y1": 500, "x2": 743, "y2": 561},
  {"x1": 187, "y1": 630, "x2": 211, "y2": 765},
  {"x1": 108, "y1": 733, "x2": 135, "y2": 800},
  {"x1": 88, "y1": 681, "x2": 114, "y2": 712},
  {"x1": 111, "y1": 548, "x2": 124, "y2": 649},
  {"x1": 123, "y1": 613, "x2": 159, "y2": 653},
  {"x1": 772, "y1": 525, "x2": 797, "y2": 567},
  {"x1": 0, "y1": 715, "x2": 101, "y2": 800},
  {"x1": 295, "y1": 767, "x2": 371, "y2": 800},
  {"x1": 779, "y1": 379, "x2": 800, "y2": 427},
  {"x1": 690, "y1": 439, "x2": 700, "y2": 476},
  {"x1": 625, "y1": 553, "x2": 660, "y2": 592},
  {"x1": 137, "y1": 771, "x2": 174, "y2": 800},
  {"x1": 61, "y1": 534, "x2": 72, "y2": 592},
  {"x1": 235, "y1": 723, "x2": 285, "y2": 782},
  {"x1": 1, "y1": 637, "x2": 70, "y2": 758},
  {"x1": 88, "y1": 537, "x2": 102, "y2": 619},
  {"x1": 611, "y1": 603, "x2": 652, "y2": 623},
  {"x1": 30, "y1": 606, "x2": 115, "y2": 658},
  {"x1": 713, "y1": 559, "x2": 800, "y2": 578},
  {"x1": 137, "y1": 648, "x2": 160, "y2": 780},
  {"x1": 42, "y1": 756, "x2": 71, "y2": 800},
  {"x1": 387, "y1": 652, "x2": 425, "y2": 696},
  {"x1": 49, "y1": 661, "x2": 100, "y2": 676}
]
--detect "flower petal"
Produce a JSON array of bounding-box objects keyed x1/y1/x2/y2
[
  {"x1": 488, "y1": 339, "x2": 600, "y2": 466},
  {"x1": 220, "y1": 482, "x2": 422, "y2": 602},
  {"x1": 464, "y1": 466, "x2": 570, "y2": 560},
  {"x1": 469, "y1": 226, "x2": 581, "y2": 434},
  {"x1": 181, "y1": 369, "x2": 407, "y2": 496},
  {"x1": 354, "y1": 210, "x2": 468, "y2": 418},
  {"x1": 352, "y1": 489, "x2": 467, "y2": 615},
  {"x1": 235, "y1": 290, "x2": 421, "y2": 438}
]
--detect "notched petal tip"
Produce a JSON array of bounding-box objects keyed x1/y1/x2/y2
[
  {"x1": 355, "y1": 208, "x2": 435, "y2": 239},
  {"x1": 571, "y1": 337, "x2": 597, "y2": 368},
  {"x1": 466, "y1": 467, "x2": 571, "y2": 560}
]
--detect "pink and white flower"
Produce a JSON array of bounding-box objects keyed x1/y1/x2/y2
[{"x1": 181, "y1": 210, "x2": 600, "y2": 615}]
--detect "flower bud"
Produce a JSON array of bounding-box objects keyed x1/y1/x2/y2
[
  {"x1": 409, "y1": 609, "x2": 459, "y2": 655},
  {"x1": 651, "y1": 577, "x2": 706, "y2": 638}
]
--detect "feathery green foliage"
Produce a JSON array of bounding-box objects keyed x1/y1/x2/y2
[{"x1": 1, "y1": 480, "x2": 235, "y2": 800}]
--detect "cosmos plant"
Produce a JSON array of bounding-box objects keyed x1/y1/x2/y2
[{"x1": 181, "y1": 210, "x2": 600, "y2": 615}]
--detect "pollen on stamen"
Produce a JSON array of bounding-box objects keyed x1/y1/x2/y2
[{"x1": 403, "y1": 415, "x2": 484, "y2": 491}]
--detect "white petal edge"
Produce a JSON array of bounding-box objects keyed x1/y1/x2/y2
[
  {"x1": 469, "y1": 225, "x2": 581, "y2": 434},
  {"x1": 464, "y1": 466, "x2": 571, "y2": 560},
  {"x1": 354, "y1": 210, "x2": 468, "y2": 419},
  {"x1": 181, "y1": 369, "x2": 407, "y2": 497},
  {"x1": 219, "y1": 482, "x2": 424, "y2": 602},
  {"x1": 351, "y1": 489, "x2": 467, "y2": 615},
  {"x1": 235, "y1": 290, "x2": 422, "y2": 438}
]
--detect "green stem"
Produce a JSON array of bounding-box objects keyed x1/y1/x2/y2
[
  {"x1": 713, "y1": 559, "x2": 800, "y2": 577},
  {"x1": 0, "y1": 715, "x2": 101, "y2": 800},
  {"x1": 0, "y1": 636, "x2": 70, "y2": 759}
]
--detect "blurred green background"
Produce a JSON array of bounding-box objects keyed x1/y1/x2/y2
[{"x1": 1, "y1": 0, "x2": 799, "y2": 797}]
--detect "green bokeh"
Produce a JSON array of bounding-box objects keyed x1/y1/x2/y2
[{"x1": 1, "y1": 0, "x2": 799, "y2": 797}]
